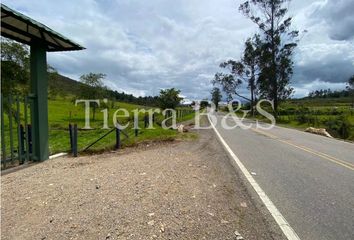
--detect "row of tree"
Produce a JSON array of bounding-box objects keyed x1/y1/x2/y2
[
  {"x1": 72, "y1": 72, "x2": 184, "y2": 120},
  {"x1": 212, "y1": 0, "x2": 299, "y2": 117},
  {"x1": 307, "y1": 81, "x2": 354, "y2": 99},
  {"x1": 1, "y1": 38, "x2": 184, "y2": 111},
  {"x1": 349, "y1": 75, "x2": 354, "y2": 101},
  {"x1": 80, "y1": 75, "x2": 185, "y2": 108}
]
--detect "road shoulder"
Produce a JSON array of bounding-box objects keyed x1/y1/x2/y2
[{"x1": 1, "y1": 126, "x2": 283, "y2": 239}]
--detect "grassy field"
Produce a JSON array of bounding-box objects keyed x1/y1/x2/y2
[
  {"x1": 234, "y1": 97, "x2": 354, "y2": 141},
  {"x1": 2, "y1": 96, "x2": 196, "y2": 157}
]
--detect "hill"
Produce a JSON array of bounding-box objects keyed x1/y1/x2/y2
[
  {"x1": 48, "y1": 73, "x2": 85, "y2": 96},
  {"x1": 48, "y1": 72, "x2": 160, "y2": 106}
]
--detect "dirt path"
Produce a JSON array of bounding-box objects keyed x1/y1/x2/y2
[{"x1": 1, "y1": 129, "x2": 284, "y2": 240}]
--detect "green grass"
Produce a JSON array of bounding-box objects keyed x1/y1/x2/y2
[
  {"x1": 2, "y1": 97, "x2": 196, "y2": 156},
  {"x1": 235, "y1": 97, "x2": 354, "y2": 140}
]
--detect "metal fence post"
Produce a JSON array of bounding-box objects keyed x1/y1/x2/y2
[
  {"x1": 115, "y1": 127, "x2": 121, "y2": 150},
  {"x1": 73, "y1": 124, "x2": 78, "y2": 157},
  {"x1": 69, "y1": 124, "x2": 73, "y2": 152},
  {"x1": 1, "y1": 95, "x2": 6, "y2": 168},
  {"x1": 19, "y1": 125, "x2": 25, "y2": 164},
  {"x1": 16, "y1": 97, "x2": 22, "y2": 164},
  {"x1": 27, "y1": 124, "x2": 33, "y2": 156},
  {"x1": 8, "y1": 96, "x2": 14, "y2": 164},
  {"x1": 24, "y1": 97, "x2": 29, "y2": 162}
]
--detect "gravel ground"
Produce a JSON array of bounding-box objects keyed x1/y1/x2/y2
[{"x1": 1, "y1": 128, "x2": 284, "y2": 240}]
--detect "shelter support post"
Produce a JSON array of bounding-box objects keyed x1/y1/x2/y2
[{"x1": 30, "y1": 43, "x2": 49, "y2": 161}]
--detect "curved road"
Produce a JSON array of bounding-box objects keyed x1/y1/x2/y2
[{"x1": 210, "y1": 113, "x2": 354, "y2": 240}]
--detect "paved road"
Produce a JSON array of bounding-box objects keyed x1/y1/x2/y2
[{"x1": 211, "y1": 113, "x2": 354, "y2": 240}]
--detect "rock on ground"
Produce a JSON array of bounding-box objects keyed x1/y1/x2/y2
[{"x1": 305, "y1": 127, "x2": 333, "y2": 138}]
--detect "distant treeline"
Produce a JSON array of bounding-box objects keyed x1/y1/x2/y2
[
  {"x1": 106, "y1": 90, "x2": 160, "y2": 106},
  {"x1": 306, "y1": 89, "x2": 352, "y2": 99}
]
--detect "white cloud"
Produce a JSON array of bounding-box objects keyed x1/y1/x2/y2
[
  {"x1": 3, "y1": 0, "x2": 354, "y2": 99},
  {"x1": 293, "y1": 79, "x2": 347, "y2": 98},
  {"x1": 310, "y1": 0, "x2": 354, "y2": 41}
]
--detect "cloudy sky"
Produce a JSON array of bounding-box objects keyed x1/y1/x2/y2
[{"x1": 3, "y1": 0, "x2": 354, "y2": 99}]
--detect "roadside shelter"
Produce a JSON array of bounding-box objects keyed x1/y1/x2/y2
[{"x1": 1, "y1": 4, "x2": 84, "y2": 162}]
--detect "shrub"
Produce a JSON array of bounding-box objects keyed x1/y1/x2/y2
[
  {"x1": 277, "y1": 116, "x2": 290, "y2": 124},
  {"x1": 323, "y1": 115, "x2": 352, "y2": 139},
  {"x1": 278, "y1": 107, "x2": 296, "y2": 116},
  {"x1": 296, "y1": 114, "x2": 307, "y2": 124}
]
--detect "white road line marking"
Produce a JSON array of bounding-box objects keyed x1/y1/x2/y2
[{"x1": 208, "y1": 114, "x2": 301, "y2": 240}]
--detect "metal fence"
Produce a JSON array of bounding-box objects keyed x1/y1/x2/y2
[
  {"x1": 1, "y1": 95, "x2": 33, "y2": 169},
  {"x1": 1, "y1": 99, "x2": 195, "y2": 167}
]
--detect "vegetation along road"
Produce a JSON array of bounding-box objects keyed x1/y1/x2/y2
[{"x1": 210, "y1": 113, "x2": 354, "y2": 240}]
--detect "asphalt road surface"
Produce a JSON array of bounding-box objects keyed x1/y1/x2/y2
[{"x1": 210, "y1": 113, "x2": 354, "y2": 240}]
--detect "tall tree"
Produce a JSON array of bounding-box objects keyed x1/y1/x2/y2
[
  {"x1": 240, "y1": 0, "x2": 298, "y2": 116},
  {"x1": 213, "y1": 34, "x2": 261, "y2": 115},
  {"x1": 1, "y1": 38, "x2": 70, "y2": 99},
  {"x1": 243, "y1": 35, "x2": 261, "y2": 115},
  {"x1": 347, "y1": 75, "x2": 354, "y2": 107},
  {"x1": 158, "y1": 88, "x2": 182, "y2": 110},
  {"x1": 200, "y1": 99, "x2": 210, "y2": 109},
  {"x1": 1, "y1": 38, "x2": 30, "y2": 96},
  {"x1": 213, "y1": 70, "x2": 242, "y2": 102},
  {"x1": 79, "y1": 72, "x2": 107, "y2": 120},
  {"x1": 347, "y1": 75, "x2": 354, "y2": 90},
  {"x1": 211, "y1": 87, "x2": 222, "y2": 111}
]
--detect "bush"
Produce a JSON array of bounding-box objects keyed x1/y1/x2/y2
[
  {"x1": 323, "y1": 115, "x2": 352, "y2": 139},
  {"x1": 296, "y1": 113, "x2": 307, "y2": 124},
  {"x1": 331, "y1": 107, "x2": 342, "y2": 115},
  {"x1": 278, "y1": 107, "x2": 296, "y2": 115},
  {"x1": 277, "y1": 116, "x2": 291, "y2": 124}
]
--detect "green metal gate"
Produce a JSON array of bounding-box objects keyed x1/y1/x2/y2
[{"x1": 1, "y1": 94, "x2": 33, "y2": 169}]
